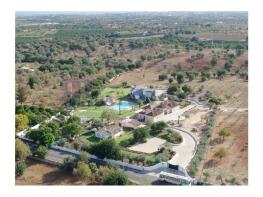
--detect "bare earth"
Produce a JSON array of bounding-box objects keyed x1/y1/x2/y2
[
  {"x1": 196, "y1": 110, "x2": 248, "y2": 185},
  {"x1": 16, "y1": 159, "x2": 83, "y2": 185}
]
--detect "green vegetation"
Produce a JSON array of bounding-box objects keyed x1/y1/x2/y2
[
  {"x1": 15, "y1": 139, "x2": 31, "y2": 177},
  {"x1": 208, "y1": 97, "x2": 222, "y2": 105},
  {"x1": 158, "y1": 74, "x2": 168, "y2": 81},
  {"x1": 133, "y1": 127, "x2": 149, "y2": 143},
  {"x1": 73, "y1": 161, "x2": 92, "y2": 182},
  {"x1": 15, "y1": 114, "x2": 29, "y2": 132},
  {"x1": 16, "y1": 105, "x2": 55, "y2": 126},
  {"x1": 89, "y1": 138, "x2": 122, "y2": 160},
  {"x1": 159, "y1": 129, "x2": 183, "y2": 144},
  {"x1": 26, "y1": 126, "x2": 55, "y2": 147},
  {"x1": 219, "y1": 128, "x2": 231, "y2": 142},
  {"x1": 16, "y1": 162, "x2": 27, "y2": 177},
  {"x1": 150, "y1": 121, "x2": 167, "y2": 136},
  {"x1": 214, "y1": 148, "x2": 228, "y2": 160},
  {"x1": 15, "y1": 139, "x2": 31, "y2": 161},
  {"x1": 34, "y1": 145, "x2": 48, "y2": 159},
  {"x1": 102, "y1": 169, "x2": 129, "y2": 185},
  {"x1": 188, "y1": 110, "x2": 216, "y2": 176}
]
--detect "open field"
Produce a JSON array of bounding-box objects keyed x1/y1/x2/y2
[
  {"x1": 195, "y1": 111, "x2": 248, "y2": 185},
  {"x1": 188, "y1": 76, "x2": 248, "y2": 108},
  {"x1": 16, "y1": 159, "x2": 83, "y2": 185}
]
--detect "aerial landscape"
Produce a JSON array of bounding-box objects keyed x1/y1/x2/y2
[{"x1": 15, "y1": 11, "x2": 248, "y2": 185}]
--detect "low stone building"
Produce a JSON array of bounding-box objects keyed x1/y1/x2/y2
[
  {"x1": 95, "y1": 123, "x2": 123, "y2": 139},
  {"x1": 132, "y1": 100, "x2": 177, "y2": 122},
  {"x1": 120, "y1": 118, "x2": 144, "y2": 129}
]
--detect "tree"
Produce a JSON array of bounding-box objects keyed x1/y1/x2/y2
[
  {"x1": 15, "y1": 139, "x2": 31, "y2": 161},
  {"x1": 91, "y1": 89, "x2": 100, "y2": 98},
  {"x1": 102, "y1": 169, "x2": 129, "y2": 185},
  {"x1": 73, "y1": 162, "x2": 92, "y2": 182},
  {"x1": 168, "y1": 78, "x2": 173, "y2": 84},
  {"x1": 219, "y1": 128, "x2": 231, "y2": 142},
  {"x1": 186, "y1": 71, "x2": 195, "y2": 81},
  {"x1": 224, "y1": 62, "x2": 233, "y2": 71},
  {"x1": 62, "y1": 123, "x2": 84, "y2": 139},
  {"x1": 80, "y1": 151, "x2": 89, "y2": 162},
  {"x1": 91, "y1": 118, "x2": 104, "y2": 129},
  {"x1": 28, "y1": 75, "x2": 39, "y2": 89},
  {"x1": 26, "y1": 127, "x2": 55, "y2": 147},
  {"x1": 158, "y1": 74, "x2": 168, "y2": 81},
  {"x1": 35, "y1": 145, "x2": 48, "y2": 159},
  {"x1": 217, "y1": 69, "x2": 227, "y2": 79},
  {"x1": 176, "y1": 91, "x2": 186, "y2": 99},
  {"x1": 167, "y1": 84, "x2": 179, "y2": 95},
  {"x1": 15, "y1": 114, "x2": 29, "y2": 132},
  {"x1": 211, "y1": 56, "x2": 218, "y2": 66},
  {"x1": 208, "y1": 97, "x2": 222, "y2": 105},
  {"x1": 214, "y1": 148, "x2": 228, "y2": 160},
  {"x1": 16, "y1": 162, "x2": 27, "y2": 177},
  {"x1": 150, "y1": 121, "x2": 167, "y2": 136},
  {"x1": 16, "y1": 86, "x2": 29, "y2": 104},
  {"x1": 176, "y1": 72, "x2": 184, "y2": 84},
  {"x1": 133, "y1": 127, "x2": 149, "y2": 143},
  {"x1": 62, "y1": 156, "x2": 79, "y2": 172},
  {"x1": 101, "y1": 110, "x2": 118, "y2": 122},
  {"x1": 182, "y1": 84, "x2": 192, "y2": 94},
  {"x1": 89, "y1": 139, "x2": 121, "y2": 159}
]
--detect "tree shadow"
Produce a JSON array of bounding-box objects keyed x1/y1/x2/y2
[
  {"x1": 209, "y1": 138, "x2": 223, "y2": 146},
  {"x1": 41, "y1": 169, "x2": 79, "y2": 185},
  {"x1": 203, "y1": 159, "x2": 219, "y2": 169}
]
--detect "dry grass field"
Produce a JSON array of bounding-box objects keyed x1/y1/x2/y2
[{"x1": 196, "y1": 111, "x2": 248, "y2": 185}]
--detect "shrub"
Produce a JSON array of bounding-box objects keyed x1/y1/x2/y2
[
  {"x1": 73, "y1": 162, "x2": 92, "y2": 182},
  {"x1": 133, "y1": 127, "x2": 149, "y2": 143},
  {"x1": 102, "y1": 169, "x2": 129, "y2": 185},
  {"x1": 16, "y1": 162, "x2": 27, "y2": 177},
  {"x1": 150, "y1": 121, "x2": 167, "y2": 136},
  {"x1": 35, "y1": 145, "x2": 48, "y2": 159},
  {"x1": 62, "y1": 156, "x2": 79, "y2": 172},
  {"x1": 158, "y1": 74, "x2": 168, "y2": 81},
  {"x1": 15, "y1": 139, "x2": 31, "y2": 161},
  {"x1": 167, "y1": 84, "x2": 179, "y2": 95},
  {"x1": 208, "y1": 97, "x2": 222, "y2": 105},
  {"x1": 89, "y1": 139, "x2": 121, "y2": 159}
]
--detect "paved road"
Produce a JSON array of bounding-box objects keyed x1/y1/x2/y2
[
  {"x1": 45, "y1": 148, "x2": 159, "y2": 185},
  {"x1": 155, "y1": 104, "x2": 196, "y2": 122},
  {"x1": 168, "y1": 127, "x2": 197, "y2": 168}
]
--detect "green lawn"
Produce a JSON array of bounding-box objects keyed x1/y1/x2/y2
[
  {"x1": 74, "y1": 86, "x2": 138, "y2": 119},
  {"x1": 116, "y1": 131, "x2": 134, "y2": 147},
  {"x1": 79, "y1": 132, "x2": 100, "y2": 144},
  {"x1": 75, "y1": 105, "x2": 138, "y2": 119},
  {"x1": 100, "y1": 87, "x2": 131, "y2": 101}
]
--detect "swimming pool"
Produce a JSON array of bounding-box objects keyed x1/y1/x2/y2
[{"x1": 111, "y1": 101, "x2": 134, "y2": 111}]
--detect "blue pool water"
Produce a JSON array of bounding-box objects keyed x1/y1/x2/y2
[{"x1": 111, "y1": 101, "x2": 134, "y2": 111}]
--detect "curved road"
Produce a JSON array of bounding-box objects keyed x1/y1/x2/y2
[{"x1": 168, "y1": 126, "x2": 197, "y2": 168}]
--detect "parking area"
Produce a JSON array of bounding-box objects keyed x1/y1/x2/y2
[{"x1": 128, "y1": 137, "x2": 166, "y2": 154}]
